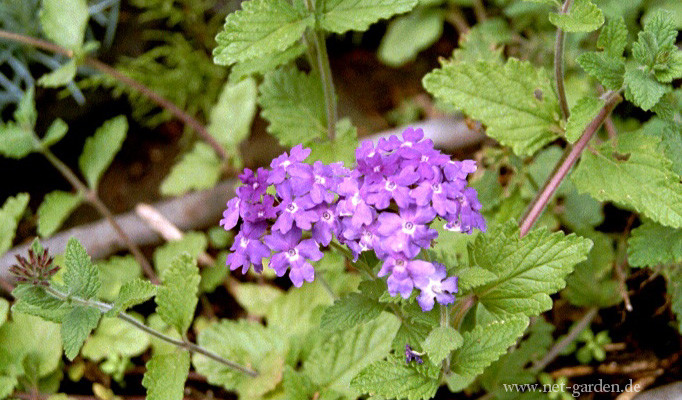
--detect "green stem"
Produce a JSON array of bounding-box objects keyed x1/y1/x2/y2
[
  {"x1": 554, "y1": 0, "x2": 574, "y2": 120},
  {"x1": 451, "y1": 293, "x2": 476, "y2": 330},
  {"x1": 440, "y1": 304, "x2": 451, "y2": 373},
  {"x1": 44, "y1": 286, "x2": 258, "y2": 377}
]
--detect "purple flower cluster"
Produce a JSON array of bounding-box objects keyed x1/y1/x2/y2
[{"x1": 221, "y1": 128, "x2": 485, "y2": 311}]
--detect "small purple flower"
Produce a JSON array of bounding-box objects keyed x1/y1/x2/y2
[
  {"x1": 416, "y1": 263, "x2": 458, "y2": 312},
  {"x1": 443, "y1": 159, "x2": 477, "y2": 182},
  {"x1": 227, "y1": 224, "x2": 270, "y2": 274},
  {"x1": 311, "y1": 203, "x2": 340, "y2": 246},
  {"x1": 241, "y1": 194, "x2": 277, "y2": 223},
  {"x1": 365, "y1": 166, "x2": 419, "y2": 210},
  {"x1": 272, "y1": 182, "x2": 319, "y2": 233},
  {"x1": 378, "y1": 255, "x2": 435, "y2": 298},
  {"x1": 337, "y1": 177, "x2": 374, "y2": 228},
  {"x1": 265, "y1": 228, "x2": 323, "y2": 287},
  {"x1": 445, "y1": 188, "x2": 486, "y2": 234},
  {"x1": 236, "y1": 168, "x2": 269, "y2": 202},
  {"x1": 376, "y1": 206, "x2": 437, "y2": 258},
  {"x1": 405, "y1": 345, "x2": 424, "y2": 364},
  {"x1": 268, "y1": 144, "x2": 311, "y2": 185},
  {"x1": 220, "y1": 198, "x2": 240, "y2": 230}
]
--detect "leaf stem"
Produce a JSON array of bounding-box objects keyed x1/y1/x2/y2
[
  {"x1": 554, "y1": 0, "x2": 574, "y2": 120},
  {"x1": 44, "y1": 286, "x2": 258, "y2": 377},
  {"x1": 451, "y1": 293, "x2": 476, "y2": 330},
  {"x1": 0, "y1": 276, "x2": 14, "y2": 294},
  {"x1": 0, "y1": 29, "x2": 227, "y2": 160},
  {"x1": 38, "y1": 145, "x2": 159, "y2": 284},
  {"x1": 519, "y1": 90, "x2": 622, "y2": 237},
  {"x1": 440, "y1": 304, "x2": 452, "y2": 373}
]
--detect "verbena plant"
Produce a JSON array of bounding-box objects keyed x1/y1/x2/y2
[{"x1": 0, "y1": 0, "x2": 681, "y2": 399}]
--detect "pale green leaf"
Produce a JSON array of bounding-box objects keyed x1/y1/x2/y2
[
  {"x1": 0, "y1": 375, "x2": 17, "y2": 399},
  {"x1": 38, "y1": 59, "x2": 78, "y2": 88},
  {"x1": 422, "y1": 326, "x2": 463, "y2": 365},
  {"x1": 624, "y1": 68, "x2": 670, "y2": 111},
  {"x1": 560, "y1": 182, "x2": 604, "y2": 232},
  {"x1": 259, "y1": 66, "x2": 327, "y2": 146},
  {"x1": 232, "y1": 282, "x2": 284, "y2": 318},
  {"x1": 78, "y1": 116, "x2": 128, "y2": 188},
  {"x1": 40, "y1": 0, "x2": 88, "y2": 49},
  {"x1": 229, "y1": 43, "x2": 306, "y2": 81},
  {"x1": 213, "y1": 0, "x2": 313, "y2": 65},
  {"x1": 549, "y1": 0, "x2": 604, "y2": 32},
  {"x1": 0, "y1": 313, "x2": 62, "y2": 377},
  {"x1": 156, "y1": 253, "x2": 200, "y2": 335},
  {"x1": 82, "y1": 317, "x2": 150, "y2": 362},
  {"x1": 320, "y1": 292, "x2": 385, "y2": 331},
  {"x1": 37, "y1": 191, "x2": 83, "y2": 238},
  {"x1": 0, "y1": 123, "x2": 36, "y2": 159},
  {"x1": 96, "y1": 255, "x2": 142, "y2": 302},
  {"x1": 14, "y1": 87, "x2": 37, "y2": 128},
  {"x1": 11, "y1": 285, "x2": 69, "y2": 323},
  {"x1": 350, "y1": 355, "x2": 440, "y2": 400},
  {"x1": 597, "y1": 17, "x2": 628, "y2": 59},
  {"x1": 565, "y1": 96, "x2": 604, "y2": 143},
  {"x1": 576, "y1": 52, "x2": 624, "y2": 90},
  {"x1": 159, "y1": 143, "x2": 223, "y2": 196},
  {"x1": 423, "y1": 58, "x2": 561, "y2": 156},
  {"x1": 308, "y1": 118, "x2": 358, "y2": 166},
  {"x1": 643, "y1": 9, "x2": 677, "y2": 50},
  {"x1": 153, "y1": 232, "x2": 207, "y2": 276},
  {"x1": 0, "y1": 193, "x2": 29, "y2": 255},
  {"x1": 572, "y1": 130, "x2": 682, "y2": 228},
  {"x1": 303, "y1": 313, "x2": 401, "y2": 397},
  {"x1": 318, "y1": 0, "x2": 418, "y2": 34},
  {"x1": 469, "y1": 221, "x2": 593, "y2": 319},
  {"x1": 42, "y1": 119, "x2": 68, "y2": 148},
  {"x1": 143, "y1": 350, "x2": 190, "y2": 400},
  {"x1": 378, "y1": 8, "x2": 443, "y2": 67},
  {"x1": 447, "y1": 315, "x2": 529, "y2": 392},
  {"x1": 452, "y1": 18, "x2": 512, "y2": 63},
  {"x1": 266, "y1": 281, "x2": 334, "y2": 337},
  {"x1": 63, "y1": 237, "x2": 101, "y2": 300},
  {"x1": 199, "y1": 253, "x2": 228, "y2": 293},
  {"x1": 628, "y1": 221, "x2": 682, "y2": 267},
  {"x1": 208, "y1": 78, "x2": 258, "y2": 150},
  {"x1": 61, "y1": 305, "x2": 101, "y2": 360},
  {"x1": 654, "y1": 51, "x2": 682, "y2": 83},
  {"x1": 108, "y1": 278, "x2": 158, "y2": 316},
  {"x1": 663, "y1": 267, "x2": 682, "y2": 333},
  {"x1": 0, "y1": 299, "x2": 8, "y2": 328},
  {"x1": 283, "y1": 366, "x2": 317, "y2": 400}
]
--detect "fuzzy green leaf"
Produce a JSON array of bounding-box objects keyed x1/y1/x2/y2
[
  {"x1": 0, "y1": 313, "x2": 62, "y2": 378},
  {"x1": 39, "y1": 0, "x2": 88, "y2": 49},
  {"x1": 37, "y1": 191, "x2": 83, "y2": 238},
  {"x1": 576, "y1": 52, "x2": 625, "y2": 90},
  {"x1": 422, "y1": 326, "x2": 463, "y2": 365},
  {"x1": 628, "y1": 221, "x2": 682, "y2": 267},
  {"x1": 64, "y1": 237, "x2": 101, "y2": 300},
  {"x1": 42, "y1": 119, "x2": 68, "y2": 148},
  {"x1": 82, "y1": 317, "x2": 150, "y2": 361},
  {"x1": 156, "y1": 253, "x2": 200, "y2": 335},
  {"x1": 0, "y1": 193, "x2": 29, "y2": 255},
  {"x1": 378, "y1": 8, "x2": 443, "y2": 67},
  {"x1": 143, "y1": 350, "x2": 190, "y2": 400},
  {"x1": 320, "y1": 292, "x2": 385, "y2": 332},
  {"x1": 318, "y1": 0, "x2": 418, "y2": 34},
  {"x1": 38, "y1": 59, "x2": 78, "y2": 88},
  {"x1": 232, "y1": 283, "x2": 284, "y2": 318},
  {"x1": 663, "y1": 267, "x2": 682, "y2": 333},
  {"x1": 259, "y1": 67, "x2": 327, "y2": 146},
  {"x1": 153, "y1": 232, "x2": 207, "y2": 276},
  {"x1": 208, "y1": 77, "x2": 258, "y2": 151},
  {"x1": 78, "y1": 116, "x2": 128, "y2": 188},
  {"x1": 11, "y1": 285, "x2": 69, "y2": 323},
  {"x1": 597, "y1": 17, "x2": 628, "y2": 59},
  {"x1": 108, "y1": 279, "x2": 157, "y2": 316},
  {"x1": 565, "y1": 96, "x2": 604, "y2": 143},
  {"x1": 96, "y1": 255, "x2": 142, "y2": 302},
  {"x1": 350, "y1": 355, "x2": 440, "y2": 400},
  {"x1": 229, "y1": 43, "x2": 306, "y2": 81},
  {"x1": 61, "y1": 305, "x2": 102, "y2": 360},
  {"x1": 308, "y1": 118, "x2": 358, "y2": 166},
  {"x1": 624, "y1": 68, "x2": 670, "y2": 111},
  {"x1": 446, "y1": 315, "x2": 529, "y2": 392},
  {"x1": 159, "y1": 143, "x2": 223, "y2": 196},
  {"x1": 572, "y1": 131, "x2": 682, "y2": 228},
  {"x1": 303, "y1": 313, "x2": 401, "y2": 397},
  {"x1": 213, "y1": 0, "x2": 313, "y2": 65},
  {"x1": 0, "y1": 298, "x2": 8, "y2": 328},
  {"x1": 469, "y1": 221, "x2": 593, "y2": 319},
  {"x1": 423, "y1": 58, "x2": 561, "y2": 156},
  {"x1": 549, "y1": 0, "x2": 604, "y2": 32},
  {"x1": 283, "y1": 367, "x2": 318, "y2": 400},
  {"x1": 0, "y1": 123, "x2": 35, "y2": 159},
  {"x1": 267, "y1": 282, "x2": 334, "y2": 337}
]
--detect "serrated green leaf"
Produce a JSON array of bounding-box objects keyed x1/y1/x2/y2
[
  {"x1": 267, "y1": 281, "x2": 334, "y2": 337},
  {"x1": 0, "y1": 313, "x2": 62, "y2": 377},
  {"x1": 320, "y1": 292, "x2": 385, "y2": 331},
  {"x1": 208, "y1": 77, "x2": 258, "y2": 151},
  {"x1": 643, "y1": 9, "x2": 677, "y2": 50},
  {"x1": 549, "y1": 0, "x2": 604, "y2": 32},
  {"x1": 597, "y1": 17, "x2": 628, "y2": 59},
  {"x1": 199, "y1": 253, "x2": 228, "y2": 294},
  {"x1": 229, "y1": 43, "x2": 306, "y2": 81},
  {"x1": 232, "y1": 282, "x2": 284, "y2": 317},
  {"x1": 96, "y1": 255, "x2": 142, "y2": 302},
  {"x1": 318, "y1": 0, "x2": 418, "y2": 34},
  {"x1": 82, "y1": 317, "x2": 150, "y2": 362},
  {"x1": 38, "y1": 59, "x2": 78, "y2": 88},
  {"x1": 39, "y1": 0, "x2": 88, "y2": 50},
  {"x1": 447, "y1": 315, "x2": 529, "y2": 392},
  {"x1": 42, "y1": 119, "x2": 68, "y2": 148},
  {"x1": 11, "y1": 285, "x2": 68, "y2": 323},
  {"x1": 283, "y1": 366, "x2": 317, "y2": 400},
  {"x1": 565, "y1": 96, "x2": 604, "y2": 143},
  {"x1": 624, "y1": 68, "x2": 670, "y2": 111},
  {"x1": 663, "y1": 266, "x2": 682, "y2": 333},
  {"x1": 61, "y1": 305, "x2": 101, "y2": 360},
  {"x1": 153, "y1": 232, "x2": 208, "y2": 276},
  {"x1": 423, "y1": 58, "x2": 561, "y2": 156},
  {"x1": 654, "y1": 51, "x2": 682, "y2": 83},
  {"x1": 661, "y1": 124, "x2": 682, "y2": 176},
  {"x1": 0, "y1": 299, "x2": 8, "y2": 328},
  {"x1": 576, "y1": 52, "x2": 625, "y2": 90},
  {"x1": 0, "y1": 123, "x2": 36, "y2": 159},
  {"x1": 628, "y1": 221, "x2": 682, "y2": 267},
  {"x1": 563, "y1": 231, "x2": 620, "y2": 307},
  {"x1": 560, "y1": 182, "x2": 604, "y2": 232},
  {"x1": 14, "y1": 87, "x2": 36, "y2": 128},
  {"x1": 213, "y1": 0, "x2": 313, "y2": 65},
  {"x1": 159, "y1": 143, "x2": 223, "y2": 196},
  {"x1": 64, "y1": 237, "x2": 101, "y2": 299},
  {"x1": 572, "y1": 130, "x2": 682, "y2": 228},
  {"x1": 422, "y1": 325, "x2": 463, "y2": 365},
  {"x1": 453, "y1": 18, "x2": 512, "y2": 64},
  {"x1": 78, "y1": 116, "x2": 127, "y2": 188},
  {"x1": 0, "y1": 375, "x2": 17, "y2": 399},
  {"x1": 303, "y1": 313, "x2": 401, "y2": 397},
  {"x1": 378, "y1": 8, "x2": 443, "y2": 67},
  {"x1": 351, "y1": 355, "x2": 440, "y2": 400},
  {"x1": 469, "y1": 221, "x2": 593, "y2": 319},
  {"x1": 156, "y1": 253, "x2": 200, "y2": 335},
  {"x1": 37, "y1": 191, "x2": 83, "y2": 238},
  {"x1": 308, "y1": 118, "x2": 358, "y2": 166},
  {"x1": 108, "y1": 279, "x2": 157, "y2": 316},
  {"x1": 143, "y1": 350, "x2": 190, "y2": 400},
  {"x1": 259, "y1": 66, "x2": 327, "y2": 146},
  {"x1": 0, "y1": 193, "x2": 29, "y2": 255}
]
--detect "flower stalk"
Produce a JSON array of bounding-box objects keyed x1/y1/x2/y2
[{"x1": 554, "y1": 0, "x2": 574, "y2": 120}]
